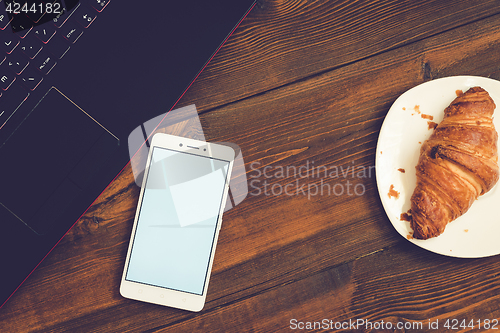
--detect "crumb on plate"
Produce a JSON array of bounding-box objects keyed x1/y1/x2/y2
[
  {"x1": 400, "y1": 211, "x2": 412, "y2": 221},
  {"x1": 388, "y1": 184, "x2": 400, "y2": 199}
]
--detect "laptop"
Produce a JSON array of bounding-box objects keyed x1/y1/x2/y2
[{"x1": 0, "y1": 0, "x2": 256, "y2": 307}]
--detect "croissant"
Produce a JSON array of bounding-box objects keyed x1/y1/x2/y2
[{"x1": 410, "y1": 86, "x2": 499, "y2": 239}]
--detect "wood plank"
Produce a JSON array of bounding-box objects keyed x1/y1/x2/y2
[
  {"x1": 30, "y1": 242, "x2": 500, "y2": 332},
  {"x1": 3, "y1": 9, "x2": 500, "y2": 333},
  {"x1": 140, "y1": 242, "x2": 500, "y2": 333},
  {"x1": 179, "y1": 0, "x2": 500, "y2": 111}
]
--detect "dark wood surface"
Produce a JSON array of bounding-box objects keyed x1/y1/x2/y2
[{"x1": 2, "y1": 0, "x2": 500, "y2": 332}]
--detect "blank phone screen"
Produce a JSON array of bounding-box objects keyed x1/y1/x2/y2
[{"x1": 125, "y1": 146, "x2": 230, "y2": 295}]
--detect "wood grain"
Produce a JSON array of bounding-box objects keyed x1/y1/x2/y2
[
  {"x1": 146, "y1": 243, "x2": 500, "y2": 333},
  {"x1": 179, "y1": 0, "x2": 500, "y2": 111},
  {"x1": 2, "y1": 1, "x2": 500, "y2": 332}
]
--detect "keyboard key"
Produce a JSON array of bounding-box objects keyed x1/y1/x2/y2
[
  {"x1": 0, "y1": 61, "x2": 15, "y2": 90},
  {"x1": 19, "y1": 34, "x2": 43, "y2": 59},
  {"x1": 33, "y1": 24, "x2": 56, "y2": 43},
  {"x1": 5, "y1": 47, "x2": 29, "y2": 74},
  {"x1": 0, "y1": 82, "x2": 29, "y2": 129},
  {"x1": 34, "y1": 49, "x2": 56, "y2": 75},
  {"x1": 0, "y1": 34, "x2": 19, "y2": 53},
  {"x1": 60, "y1": 19, "x2": 83, "y2": 44},
  {"x1": 46, "y1": 33, "x2": 69, "y2": 59},
  {"x1": 0, "y1": 4, "x2": 13, "y2": 30},
  {"x1": 52, "y1": 2, "x2": 80, "y2": 28},
  {"x1": 73, "y1": 4, "x2": 97, "y2": 28},
  {"x1": 19, "y1": 66, "x2": 42, "y2": 90},
  {"x1": 88, "y1": 0, "x2": 109, "y2": 12},
  {"x1": 10, "y1": 15, "x2": 33, "y2": 35},
  {"x1": 24, "y1": 2, "x2": 48, "y2": 23}
]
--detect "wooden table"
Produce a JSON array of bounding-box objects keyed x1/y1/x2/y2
[{"x1": 2, "y1": 1, "x2": 500, "y2": 331}]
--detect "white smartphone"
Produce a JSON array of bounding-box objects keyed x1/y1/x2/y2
[{"x1": 120, "y1": 133, "x2": 235, "y2": 312}]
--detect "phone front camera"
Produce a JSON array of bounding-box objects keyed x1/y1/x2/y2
[
  {"x1": 204, "y1": 148, "x2": 206, "y2": 151},
  {"x1": 179, "y1": 143, "x2": 183, "y2": 147}
]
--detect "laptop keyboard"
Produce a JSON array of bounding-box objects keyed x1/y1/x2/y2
[{"x1": 0, "y1": 0, "x2": 109, "y2": 130}]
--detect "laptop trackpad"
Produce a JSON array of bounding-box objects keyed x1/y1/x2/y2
[{"x1": 0, "y1": 87, "x2": 119, "y2": 235}]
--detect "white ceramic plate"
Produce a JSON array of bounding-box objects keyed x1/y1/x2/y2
[{"x1": 376, "y1": 76, "x2": 500, "y2": 258}]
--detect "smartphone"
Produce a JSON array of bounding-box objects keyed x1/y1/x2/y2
[{"x1": 120, "y1": 133, "x2": 234, "y2": 311}]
